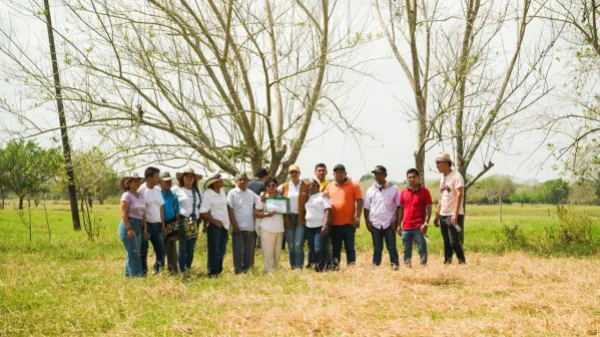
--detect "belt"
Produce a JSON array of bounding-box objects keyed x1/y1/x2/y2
[{"x1": 147, "y1": 222, "x2": 162, "y2": 226}]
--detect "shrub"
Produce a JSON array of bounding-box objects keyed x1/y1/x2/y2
[{"x1": 555, "y1": 205, "x2": 594, "y2": 245}]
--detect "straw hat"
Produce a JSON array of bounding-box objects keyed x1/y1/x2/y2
[
  {"x1": 176, "y1": 168, "x2": 203, "y2": 182},
  {"x1": 159, "y1": 172, "x2": 173, "y2": 182},
  {"x1": 435, "y1": 152, "x2": 453, "y2": 163},
  {"x1": 204, "y1": 174, "x2": 222, "y2": 190},
  {"x1": 288, "y1": 164, "x2": 301, "y2": 174},
  {"x1": 120, "y1": 173, "x2": 143, "y2": 191}
]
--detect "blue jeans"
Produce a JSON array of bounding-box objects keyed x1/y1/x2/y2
[
  {"x1": 141, "y1": 223, "x2": 166, "y2": 275},
  {"x1": 178, "y1": 219, "x2": 197, "y2": 273},
  {"x1": 306, "y1": 226, "x2": 328, "y2": 272},
  {"x1": 207, "y1": 224, "x2": 228, "y2": 277},
  {"x1": 331, "y1": 224, "x2": 356, "y2": 266},
  {"x1": 118, "y1": 218, "x2": 143, "y2": 277},
  {"x1": 371, "y1": 226, "x2": 399, "y2": 267},
  {"x1": 284, "y1": 215, "x2": 305, "y2": 269},
  {"x1": 402, "y1": 228, "x2": 427, "y2": 265}
]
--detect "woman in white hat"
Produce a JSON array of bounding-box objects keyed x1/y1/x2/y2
[
  {"x1": 200, "y1": 174, "x2": 231, "y2": 277},
  {"x1": 118, "y1": 173, "x2": 146, "y2": 277},
  {"x1": 172, "y1": 168, "x2": 203, "y2": 273}
]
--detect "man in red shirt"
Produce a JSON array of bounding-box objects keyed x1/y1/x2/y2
[{"x1": 398, "y1": 168, "x2": 432, "y2": 267}]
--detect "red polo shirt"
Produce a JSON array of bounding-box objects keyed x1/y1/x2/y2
[{"x1": 400, "y1": 185, "x2": 433, "y2": 230}]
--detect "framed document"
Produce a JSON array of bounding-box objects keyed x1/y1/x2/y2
[{"x1": 263, "y1": 197, "x2": 291, "y2": 214}]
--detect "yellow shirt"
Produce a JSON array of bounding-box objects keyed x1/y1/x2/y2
[{"x1": 319, "y1": 180, "x2": 329, "y2": 192}]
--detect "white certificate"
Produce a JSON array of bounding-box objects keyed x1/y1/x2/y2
[{"x1": 263, "y1": 197, "x2": 290, "y2": 214}]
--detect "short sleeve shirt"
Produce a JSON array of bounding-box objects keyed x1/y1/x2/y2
[
  {"x1": 400, "y1": 186, "x2": 433, "y2": 230},
  {"x1": 439, "y1": 170, "x2": 465, "y2": 216},
  {"x1": 172, "y1": 186, "x2": 202, "y2": 219},
  {"x1": 255, "y1": 200, "x2": 285, "y2": 233},
  {"x1": 325, "y1": 179, "x2": 363, "y2": 225},
  {"x1": 199, "y1": 188, "x2": 231, "y2": 230},
  {"x1": 121, "y1": 192, "x2": 145, "y2": 220},
  {"x1": 305, "y1": 192, "x2": 332, "y2": 228},
  {"x1": 363, "y1": 183, "x2": 400, "y2": 229},
  {"x1": 138, "y1": 184, "x2": 164, "y2": 223},
  {"x1": 227, "y1": 188, "x2": 260, "y2": 231}
]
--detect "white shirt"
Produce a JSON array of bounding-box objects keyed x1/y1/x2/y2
[
  {"x1": 279, "y1": 181, "x2": 301, "y2": 214},
  {"x1": 199, "y1": 188, "x2": 231, "y2": 230},
  {"x1": 305, "y1": 193, "x2": 331, "y2": 228},
  {"x1": 364, "y1": 183, "x2": 400, "y2": 229},
  {"x1": 138, "y1": 183, "x2": 164, "y2": 223},
  {"x1": 439, "y1": 170, "x2": 465, "y2": 216},
  {"x1": 172, "y1": 186, "x2": 202, "y2": 218},
  {"x1": 227, "y1": 187, "x2": 260, "y2": 231},
  {"x1": 255, "y1": 200, "x2": 285, "y2": 233}
]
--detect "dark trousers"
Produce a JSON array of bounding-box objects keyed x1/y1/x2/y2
[
  {"x1": 141, "y1": 223, "x2": 166, "y2": 275},
  {"x1": 178, "y1": 218, "x2": 197, "y2": 273},
  {"x1": 440, "y1": 215, "x2": 466, "y2": 264},
  {"x1": 330, "y1": 224, "x2": 356, "y2": 266},
  {"x1": 371, "y1": 226, "x2": 399, "y2": 267},
  {"x1": 207, "y1": 225, "x2": 228, "y2": 277},
  {"x1": 232, "y1": 230, "x2": 256, "y2": 274},
  {"x1": 306, "y1": 227, "x2": 329, "y2": 272}
]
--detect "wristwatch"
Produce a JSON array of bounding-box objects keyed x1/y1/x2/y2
[{"x1": 423, "y1": 223, "x2": 429, "y2": 227}]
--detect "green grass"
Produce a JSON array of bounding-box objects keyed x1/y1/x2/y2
[{"x1": 1, "y1": 202, "x2": 600, "y2": 336}]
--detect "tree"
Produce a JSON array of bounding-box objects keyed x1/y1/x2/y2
[
  {"x1": 0, "y1": 139, "x2": 63, "y2": 209},
  {"x1": 69, "y1": 148, "x2": 120, "y2": 210},
  {"x1": 43, "y1": 0, "x2": 81, "y2": 230},
  {"x1": 542, "y1": 178, "x2": 570, "y2": 204},
  {"x1": 360, "y1": 173, "x2": 374, "y2": 182},
  {"x1": 433, "y1": 0, "x2": 557, "y2": 205},
  {"x1": 538, "y1": 1, "x2": 600, "y2": 176},
  {"x1": 0, "y1": 0, "x2": 368, "y2": 184},
  {"x1": 375, "y1": 0, "x2": 441, "y2": 183}
]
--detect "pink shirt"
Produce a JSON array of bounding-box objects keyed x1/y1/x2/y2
[{"x1": 363, "y1": 183, "x2": 400, "y2": 229}]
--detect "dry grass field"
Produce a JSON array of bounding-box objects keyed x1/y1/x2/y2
[{"x1": 1, "y1": 202, "x2": 600, "y2": 336}]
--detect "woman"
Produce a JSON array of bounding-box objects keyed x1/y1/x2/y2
[
  {"x1": 304, "y1": 179, "x2": 331, "y2": 272},
  {"x1": 172, "y1": 168, "x2": 203, "y2": 273},
  {"x1": 255, "y1": 177, "x2": 288, "y2": 272},
  {"x1": 118, "y1": 173, "x2": 146, "y2": 277},
  {"x1": 200, "y1": 174, "x2": 231, "y2": 277},
  {"x1": 279, "y1": 164, "x2": 309, "y2": 269}
]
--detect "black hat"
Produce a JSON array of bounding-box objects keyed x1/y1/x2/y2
[
  {"x1": 371, "y1": 165, "x2": 387, "y2": 174},
  {"x1": 333, "y1": 164, "x2": 346, "y2": 172}
]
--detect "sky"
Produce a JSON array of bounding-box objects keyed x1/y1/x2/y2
[{"x1": 0, "y1": 0, "x2": 572, "y2": 184}]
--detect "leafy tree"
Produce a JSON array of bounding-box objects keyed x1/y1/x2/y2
[
  {"x1": 359, "y1": 173, "x2": 374, "y2": 182},
  {"x1": 68, "y1": 148, "x2": 120, "y2": 209},
  {"x1": 542, "y1": 179, "x2": 570, "y2": 204},
  {"x1": 0, "y1": 139, "x2": 63, "y2": 209}
]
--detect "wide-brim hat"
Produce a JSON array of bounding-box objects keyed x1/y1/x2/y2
[
  {"x1": 120, "y1": 173, "x2": 144, "y2": 191},
  {"x1": 204, "y1": 174, "x2": 222, "y2": 190},
  {"x1": 435, "y1": 152, "x2": 453, "y2": 163},
  {"x1": 176, "y1": 168, "x2": 203, "y2": 182}
]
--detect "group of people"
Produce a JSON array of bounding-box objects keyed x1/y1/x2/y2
[{"x1": 117, "y1": 152, "x2": 467, "y2": 277}]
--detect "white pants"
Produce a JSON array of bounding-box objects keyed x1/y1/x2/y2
[{"x1": 260, "y1": 228, "x2": 283, "y2": 272}]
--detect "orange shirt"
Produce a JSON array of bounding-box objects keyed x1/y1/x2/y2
[{"x1": 325, "y1": 179, "x2": 363, "y2": 225}]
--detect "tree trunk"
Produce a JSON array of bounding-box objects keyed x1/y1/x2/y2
[
  {"x1": 87, "y1": 195, "x2": 93, "y2": 209},
  {"x1": 18, "y1": 196, "x2": 24, "y2": 210},
  {"x1": 499, "y1": 195, "x2": 503, "y2": 222},
  {"x1": 43, "y1": 0, "x2": 81, "y2": 231}
]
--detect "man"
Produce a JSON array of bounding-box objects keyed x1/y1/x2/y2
[
  {"x1": 325, "y1": 164, "x2": 363, "y2": 268},
  {"x1": 433, "y1": 153, "x2": 466, "y2": 264},
  {"x1": 363, "y1": 165, "x2": 400, "y2": 268},
  {"x1": 247, "y1": 168, "x2": 268, "y2": 196},
  {"x1": 398, "y1": 168, "x2": 432, "y2": 267},
  {"x1": 315, "y1": 163, "x2": 329, "y2": 191},
  {"x1": 227, "y1": 173, "x2": 260, "y2": 274},
  {"x1": 139, "y1": 166, "x2": 167, "y2": 275},
  {"x1": 159, "y1": 172, "x2": 180, "y2": 274}
]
